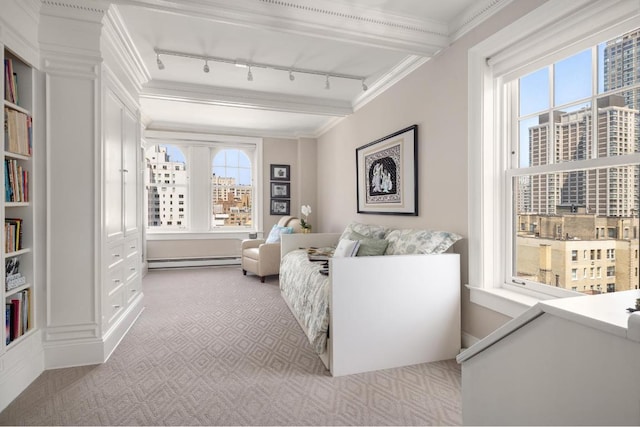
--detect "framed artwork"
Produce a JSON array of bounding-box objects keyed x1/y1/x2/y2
[
  {"x1": 356, "y1": 124, "x2": 418, "y2": 215},
  {"x1": 270, "y1": 164, "x2": 290, "y2": 181},
  {"x1": 270, "y1": 199, "x2": 291, "y2": 215},
  {"x1": 271, "y1": 182, "x2": 290, "y2": 199}
]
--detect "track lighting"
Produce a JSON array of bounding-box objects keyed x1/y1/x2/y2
[{"x1": 153, "y1": 48, "x2": 369, "y2": 91}]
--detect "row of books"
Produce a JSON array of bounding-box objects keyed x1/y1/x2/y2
[
  {"x1": 5, "y1": 218, "x2": 23, "y2": 253},
  {"x1": 4, "y1": 59, "x2": 18, "y2": 105},
  {"x1": 5, "y1": 288, "x2": 30, "y2": 345},
  {"x1": 5, "y1": 159, "x2": 28, "y2": 202},
  {"x1": 4, "y1": 108, "x2": 32, "y2": 156}
]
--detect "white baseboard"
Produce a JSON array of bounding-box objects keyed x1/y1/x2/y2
[
  {"x1": 148, "y1": 257, "x2": 240, "y2": 269},
  {"x1": 0, "y1": 331, "x2": 44, "y2": 412},
  {"x1": 44, "y1": 293, "x2": 145, "y2": 369}
]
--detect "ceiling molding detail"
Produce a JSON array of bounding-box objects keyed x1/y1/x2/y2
[
  {"x1": 112, "y1": 0, "x2": 448, "y2": 56},
  {"x1": 102, "y1": 6, "x2": 150, "y2": 89},
  {"x1": 449, "y1": 0, "x2": 513, "y2": 41},
  {"x1": 141, "y1": 80, "x2": 354, "y2": 116},
  {"x1": 40, "y1": 0, "x2": 109, "y2": 20},
  {"x1": 145, "y1": 120, "x2": 316, "y2": 140}
]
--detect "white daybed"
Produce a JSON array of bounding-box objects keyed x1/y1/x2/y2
[{"x1": 280, "y1": 230, "x2": 461, "y2": 377}]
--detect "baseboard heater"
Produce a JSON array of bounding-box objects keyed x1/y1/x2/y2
[{"x1": 148, "y1": 257, "x2": 241, "y2": 269}]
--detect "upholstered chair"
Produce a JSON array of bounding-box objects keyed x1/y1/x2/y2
[{"x1": 241, "y1": 216, "x2": 302, "y2": 282}]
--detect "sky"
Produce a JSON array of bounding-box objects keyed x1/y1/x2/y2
[
  {"x1": 161, "y1": 144, "x2": 252, "y2": 185},
  {"x1": 518, "y1": 42, "x2": 609, "y2": 167}
]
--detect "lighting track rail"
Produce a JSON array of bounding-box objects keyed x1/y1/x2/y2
[{"x1": 154, "y1": 48, "x2": 369, "y2": 91}]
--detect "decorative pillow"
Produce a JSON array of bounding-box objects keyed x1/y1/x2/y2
[
  {"x1": 265, "y1": 224, "x2": 294, "y2": 244},
  {"x1": 333, "y1": 239, "x2": 361, "y2": 258},
  {"x1": 339, "y1": 222, "x2": 387, "y2": 241},
  {"x1": 384, "y1": 229, "x2": 462, "y2": 255},
  {"x1": 346, "y1": 231, "x2": 389, "y2": 256}
]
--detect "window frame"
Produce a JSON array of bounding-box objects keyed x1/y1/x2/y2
[
  {"x1": 144, "y1": 130, "x2": 263, "y2": 238},
  {"x1": 468, "y1": 0, "x2": 640, "y2": 318}
]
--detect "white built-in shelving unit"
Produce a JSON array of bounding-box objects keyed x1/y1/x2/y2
[{"x1": 2, "y1": 47, "x2": 36, "y2": 354}]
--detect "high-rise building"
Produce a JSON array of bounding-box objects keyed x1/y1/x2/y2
[
  {"x1": 525, "y1": 95, "x2": 637, "y2": 217},
  {"x1": 145, "y1": 145, "x2": 188, "y2": 228}
]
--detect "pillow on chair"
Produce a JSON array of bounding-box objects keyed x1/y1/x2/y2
[{"x1": 265, "y1": 224, "x2": 294, "y2": 244}]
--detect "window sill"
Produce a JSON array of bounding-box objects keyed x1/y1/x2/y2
[{"x1": 468, "y1": 285, "x2": 544, "y2": 319}]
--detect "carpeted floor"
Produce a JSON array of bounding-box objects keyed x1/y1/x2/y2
[{"x1": 0, "y1": 266, "x2": 462, "y2": 425}]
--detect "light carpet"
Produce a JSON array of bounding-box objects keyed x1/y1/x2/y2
[{"x1": 0, "y1": 266, "x2": 461, "y2": 425}]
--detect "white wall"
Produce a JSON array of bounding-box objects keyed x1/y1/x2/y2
[{"x1": 316, "y1": 0, "x2": 547, "y2": 341}]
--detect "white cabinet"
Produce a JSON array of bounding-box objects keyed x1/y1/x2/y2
[{"x1": 102, "y1": 84, "x2": 141, "y2": 336}]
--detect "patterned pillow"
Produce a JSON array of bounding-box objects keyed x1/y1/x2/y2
[
  {"x1": 265, "y1": 224, "x2": 294, "y2": 244},
  {"x1": 345, "y1": 231, "x2": 389, "y2": 256},
  {"x1": 339, "y1": 222, "x2": 387, "y2": 241},
  {"x1": 384, "y1": 229, "x2": 462, "y2": 255}
]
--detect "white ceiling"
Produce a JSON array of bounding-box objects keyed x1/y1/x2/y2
[{"x1": 112, "y1": 0, "x2": 511, "y2": 137}]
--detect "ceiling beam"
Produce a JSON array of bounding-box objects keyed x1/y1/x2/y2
[{"x1": 141, "y1": 80, "x2": 355, "y2": 116}]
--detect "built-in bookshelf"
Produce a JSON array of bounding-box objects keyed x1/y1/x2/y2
[{"x1": 2, "y1": 48, "x2": 34, "y2": 350}]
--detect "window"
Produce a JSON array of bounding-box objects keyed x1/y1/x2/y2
[
  {"x1": 571, "y1": 250, "x2": 578, "y2": 261},
  {"x1": 211, "y1": 149, "x2": 253, "y2": 228},
  {"x1": 145, "y1": 144, "x2": 188, "y2": 230},
  {"x1": 469, "y1": 1, "x2": 640, "y2": 318},
  {"x1": 144, "y1": 132, "x2": 262, "y2": 234}
]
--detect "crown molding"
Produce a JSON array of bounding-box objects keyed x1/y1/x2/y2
[
  {"x1": 40, "y1": 0, "x2": 109, "y2": 22},
  {"x1": 102, "y1": 6, "x2": 150, "y2": 92},
  {"x1": 141, "y1": 80, "x2": 354, "y2": 116},
  {"x1": 353, "y1": 55, "x2": 428, "y2": 112},
  {"x1": 449, "y1": 0, "x2": 514, "y2": 41},
  {"x1": 111, "y1": 0, "x2": 448, "y2": 56}
]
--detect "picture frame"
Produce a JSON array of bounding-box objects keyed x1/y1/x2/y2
[
  {"x1": 270, "y1": 182, "x2": 290, "y2": 199},
  {"x1": 270, "y1": 164, "x2": 290, "y2": 181},
  {"x1": 270, "y1": 199, "x2": 291, "y2": 215},
  {"x1": 355, "y1": 124, "x2": 418, "y2": 215}
]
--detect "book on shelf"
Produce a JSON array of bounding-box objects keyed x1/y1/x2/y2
[
  {"x1": 4, "y1": 107, "x2": 31, "y2": 156},
  {"x1": 6, "y1": 288, "x2": 30, "y2": 344},
  {"x1": 4, "y1": 158, "x2": 28, "y2": 202},
  {"x1": 4, "y1": 304, "x2": 9, "y2": 345},
  {"x1": 4, "y1": 59, "x2": 17, "y2": 105},
  {"x1": 4, "y1": 217, "x2": 23, "y2": 253}
]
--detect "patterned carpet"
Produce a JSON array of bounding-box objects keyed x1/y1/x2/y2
[{"x1": 0, "y1": 266, "x2": 462, "y2": 425}]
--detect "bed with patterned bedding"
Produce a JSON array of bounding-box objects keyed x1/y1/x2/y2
[
  {"x1": 279, "y1": 223, "x2": 463, "y2": 377},
  {"x1": 279, "y1": 250, "x2": 330, "y2": 355}
]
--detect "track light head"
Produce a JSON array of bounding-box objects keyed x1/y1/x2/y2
[
  {"x1": 325, "y1": 75, "x2": 330, "y2": 90},
  {"x1": 203, "y1": 60, "x2": 209, "y2": 73},
  {"x1": 289, "y1": 70, "x2": 295, "y2": 81},
  {"x1": 362, "y1": 79, "x2": 368, "y2": 91},
  {"x1": 247, "y1": 65, "x2": 253, "y2": 82},
  {"x1": 156, "y1": 54, "x2": 165, "y2": 70}
]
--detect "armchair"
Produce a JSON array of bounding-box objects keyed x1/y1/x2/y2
[{"x1": 241, "y1": 216, "x2": 302, "y2": 282}]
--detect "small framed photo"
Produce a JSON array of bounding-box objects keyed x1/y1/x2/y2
[
  {"x1": 270, "y1": 164, "x2": 290, "y2": 181},
  {"x1": 271, "y1": 182, "x2": 290, "y2": 199},
  {"x1": 270, "y1": 199, "x2": 291, "y2": 215}
]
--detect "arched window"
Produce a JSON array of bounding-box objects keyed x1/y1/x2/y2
[
  {"x1": 145, "y1": 144, "x2": 188, "y2": 229},
  {"x1": 212, "y1": 149, "x2": 253, "y2": 228}
]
